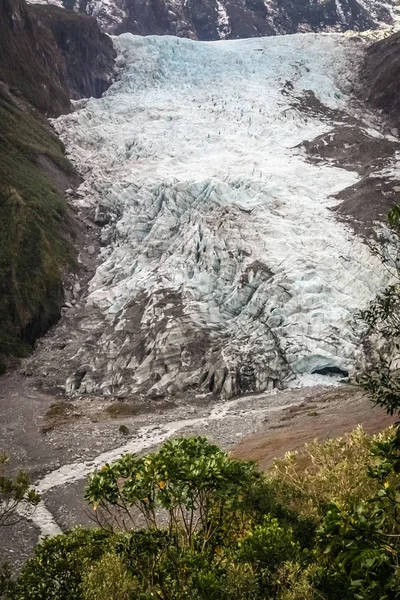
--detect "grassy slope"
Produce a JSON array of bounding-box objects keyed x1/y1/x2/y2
[{"x1": 0, "y1": 90, "x2": 74, "y2": 370}]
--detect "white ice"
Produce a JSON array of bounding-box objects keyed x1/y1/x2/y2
[{"x1": 54, "y1": 33, "x2": 390, "y2": 398}]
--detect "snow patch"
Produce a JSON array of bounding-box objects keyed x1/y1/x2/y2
[
  {"x1": 26, "y1": 0, "x2": 63, "y2": 5},
  {"x1": 216, "y1": 0, "x2": 231, "y2": 39},
  {"x1": 335, "y1": 0, "x2": 347, "y2": 24},
  {"x1": 85, "y1": 0, "x2": 126, "y2": 32}
]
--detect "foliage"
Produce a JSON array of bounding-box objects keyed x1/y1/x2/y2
[
  {"x1": 314, "y1": 426, "x2": 400, "y2": 599},
  {"x1": 12, "y1": 529, "x2": 111, "y2": 600},
  {"x1": 268, "y1": 425, "x2": 400, "y2": 599},
  {"x1": 0, "y1": 562, "x2": 14, "y2": 599},
  {"x1": 0, "y1": 452, "x2": 40, "y2": 527},
  {"x1": 357, "y1": 204, "x2": 400, "y2": 416},
  {"x1": 270, "y1": 426, "x2": 389, "y2": 519},
  {"x1": 85, "y1": 436, "x2": 264, "y2": 550},
  {"x1": 275, "y1": 563, "x2": 320, "y2": 600},
  {"x1": 82, "y1": 551, "x2": 136, "y2": 600},
  {"x1": 0, "y1": 89, "x2": 73, "y2": 366},
  {"x1": 329, "y1": 205, "x2": 400, "y2": 597},
  {"x1": 14, "y1": 438, "x2": 307, "y2": 600},
  {"x1": 11, "y1": 426, "x2": 400, "y2": 600}
]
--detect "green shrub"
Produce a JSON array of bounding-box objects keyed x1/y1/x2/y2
[
  {"x1": 82, "y1": 552, "x2": 136, "y2": 600},
  {"x1": 13, "y1": 529, "x2": 112, "y2": 600},
  {"x1": 0, "y1": 452, "x2": 40, "y2": 527},
  {"x1": 13, "y1": 431, "x2": 400, "y2": 600},
  {"x1": 85, "y1": 436, "x2": 263, "y2": 549}
]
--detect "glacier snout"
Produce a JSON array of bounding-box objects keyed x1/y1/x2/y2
[{"x1": 51, "y1": 33, "x2": 392, "y2": 399}]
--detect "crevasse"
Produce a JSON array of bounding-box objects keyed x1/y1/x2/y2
[{"x1": 54, "y1": 33, "x2": 388, "y2": 399}]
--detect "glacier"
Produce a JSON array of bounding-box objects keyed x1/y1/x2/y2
[{"x1": 49, "y1": 33, "x2": 393, "y2": 400}]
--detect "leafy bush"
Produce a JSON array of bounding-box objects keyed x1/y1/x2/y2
[
  {"x1": 82, "y1": 552, "x2": 136, "y2": 600},
  {"x1": 13, "y1": 529, "x2": 112, "y2": 600},
  {"x1": 11, "y1": 428, "x2": 400, "y2": 600},
  {"x1": 269, "y1": 426, "x2": 393, "y2": 519},
  {"x1": 85, "y1": 436, "x2": 264, "y2": 550},
  {"x1": 0, "y1": 452, "x2": 40, "y2": 527}
]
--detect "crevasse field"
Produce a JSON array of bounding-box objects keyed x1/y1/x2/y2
[{"x1": 54, "y1": 33, "x2": 388, "y2": 399}]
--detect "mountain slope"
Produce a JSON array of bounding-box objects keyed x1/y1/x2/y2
[
  {"x1": 362, "y1": 30, "x2": 400, "y2": 131},
  {"x1": 0, "y1": 88, "x2": 74, "y2": 370},
  {"x1": 26, "y1": 33, "x2": 399, "y2": 400},
  {"x1": 0, "y1": 0, "x2": 115, "y2": 369},
  {"x1": 0, "y1": 0, "x2": 70, "y2": 115},
  {"x1": 27, "y1": 0, "x2": 400, "y2": 38}
]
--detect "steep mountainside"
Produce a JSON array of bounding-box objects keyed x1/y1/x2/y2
[
  {"x1": 362, "y1": 30, "x2": 400, "y2": 131},
  {"x1": 24, "y1": 33, "x2": 399, "y2": 400},
  {"x1": 0, "y1": 0, "x2": 115, "y2": 370},
  {"x1": 27, "y1": 0, "x2": 399, "y2": 39},
  {"x1": 0, "y1": 0, "x2": 70, "y2": 116},
  {"x1": 0, "y1": 88, "x2": 74, "y2": 372},
  {"x1": 0, "y1": 0, "x2": 115, "y2": 115},
  {"x1": 30, "y1": 4, "x2": 116, "y2": 101}
]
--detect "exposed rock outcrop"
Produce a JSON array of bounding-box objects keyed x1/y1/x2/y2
[
  {"x1": 30, "y1": 4, "x2": 116, "y2": 101},
  {"x1": 29, "y1": 0, "x2": 399, "y2": 39},
  {"x1": 362, "y1": 31, "x2": 400, "y2": 132},
  {"x1": 0, "y1": 0, "x2": 70, "y2": 115},
  {"x1": 0, "y1": 0, "x2": 116, "y2": 116}
]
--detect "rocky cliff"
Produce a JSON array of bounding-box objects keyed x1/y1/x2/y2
[
  {"x1": 362, "y1": 31, "x2": 400, "y2": 132},
  {"x1": 30, "y1": 4, "x2": 116, "y2": 101},
  {"x1": 0, "y1": 0, "x2": 70, "y2": 116},
  {"x1": 0, "y1": 0, "x2": 115, "y2": 116},
  {"x1": 0, "y1": 0, "x2": 115, "y2": 371},
  {"x1": 28, "y1": 0, "x2": 399, "y2": 39}
]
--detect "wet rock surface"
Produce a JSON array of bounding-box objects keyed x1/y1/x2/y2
[
  {"x1": 30, "y1": 4, "x2": 116, "y2": 102},
  {"x1": 362, "y1": 30, "x2": 400, "y2": 132},
  {"x1": 28, "y1": 0, "x2": 400, "y2": 40},
  {"x1": 0, "y1": 0, "x2": 116, "y2": 117}
]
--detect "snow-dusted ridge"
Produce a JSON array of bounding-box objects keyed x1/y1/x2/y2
[
  {"x1": 25, "y1": 0, "x2": 400, "y2": 37},
  {"x1": 50, "y1": 33, "x2": 393, "y2": 400}
]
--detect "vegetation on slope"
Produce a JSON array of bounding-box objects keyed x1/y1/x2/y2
[
  {"x1": 2, "y1": 425, "x2": 400, "y2": 600},
  {"x1": 0, "y1": 0, "x2": 115, "y2": 369},
  {"x1": 0, "y1": 89, "x2": 74, "y2": 372}
]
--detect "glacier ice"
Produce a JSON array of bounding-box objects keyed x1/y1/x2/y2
[{"x1": 52, "y1": 33, "x2": 392, "y2": 399}]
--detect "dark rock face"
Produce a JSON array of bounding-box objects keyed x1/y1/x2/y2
[
  {"x1": 0, "y1": 0, "x2": 70, "y2": 116},
  {"x1": 78, "y1": 0, "x2": 397, "y2": 39},
  {"x1": 0, "y1": 0, "x2": 116, "y2": 116},
  {"x1": 0, "y1": 0, "x2": 116, "y2": 368},
  {"x1": 362, "y1": 31, "x2": 400, "y2": 132},
  {"x1": 30, "y1": 5, "x2": 116, "y2": 101}
]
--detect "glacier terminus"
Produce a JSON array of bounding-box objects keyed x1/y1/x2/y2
[{"x1": 41, "y1": 32, "x2": 396, "y2": 400}]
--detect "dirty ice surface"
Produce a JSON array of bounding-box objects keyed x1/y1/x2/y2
[{"x1": 53, "y1": 33, "x2": 388, "y2": 400}]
